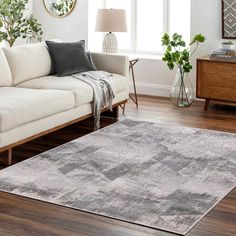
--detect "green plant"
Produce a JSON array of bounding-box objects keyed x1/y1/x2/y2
[
  {"x1": 52, "y1": 0, "x2": 74, "y2": 17},
  {"x1": 0, "y1": 0, "x2": 43, "y2": 47},
  {"x1": 162, "y1": 33, "x2": 205, "y2": 73}
]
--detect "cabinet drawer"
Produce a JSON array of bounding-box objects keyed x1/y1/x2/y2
[
  {"x1": 199, "y1": 60, "x2": 236, "y2": 77},
  {"x1": 197, "y1": 59, "x2": 236, "y2": 102}
]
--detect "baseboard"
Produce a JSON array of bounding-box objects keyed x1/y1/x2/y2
[
  {"x1": 129, "y1": 82, "x2": 171, "y2": 97},
  {"x1": 129, "y1": 82, "x2": 202, "y2": 100}
]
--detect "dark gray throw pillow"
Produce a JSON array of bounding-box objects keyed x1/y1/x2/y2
[{"x1": 46, "y1": 40, "x2": 96, "y2": 77}]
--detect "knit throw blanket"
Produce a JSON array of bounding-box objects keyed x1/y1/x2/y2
[{"x1": 72, "y1": 71, "x2": 115, "y2": 129}]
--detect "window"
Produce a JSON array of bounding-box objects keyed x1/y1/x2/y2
[
  {"x1": 136, "y1": 0, "x2": 164, "y2": 52},
  {"x1": 169, "y1": 0, "x2": 191, "y2": 45},
  {"x1": 88, "y1": 0, "x2": 191, "y2": 54}
]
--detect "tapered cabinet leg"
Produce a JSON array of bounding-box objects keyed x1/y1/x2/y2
[{"x1": 8, "y1": 149, "x2": 12, "y2": 166}]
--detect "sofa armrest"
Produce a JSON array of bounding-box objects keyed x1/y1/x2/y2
[{"x1": 91, "y1": 52, "x2": 129, "y2": 78}]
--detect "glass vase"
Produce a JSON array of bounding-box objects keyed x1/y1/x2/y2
[{"x1": 170, "y1": 66, "x2": 194, "y2": 107}]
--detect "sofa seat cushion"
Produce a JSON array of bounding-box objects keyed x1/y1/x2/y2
[
  {"x1": 0, "y1": 87, "x2": 75, "y2": 132},
  {"x1": 17, "y1": 74, "x2": 128, "y2": 107}
]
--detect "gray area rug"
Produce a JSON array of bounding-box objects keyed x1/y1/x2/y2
[{"x1": 0, "y1": 119, "x2": 236, "y2": 235}]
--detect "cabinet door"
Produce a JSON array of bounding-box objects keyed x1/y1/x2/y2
[{"x1": 197, "y1": 60, "x2": 236, "y2": 102}]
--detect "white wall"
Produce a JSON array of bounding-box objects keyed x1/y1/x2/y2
[
  {"x1": 191, "y1": 0, "x2": 225, "y2": 59},
  {"x1": 130, "y1": 57, "x2": 175, "y2": 97},
  {"x1": 33, "y1": 0, "x2": 88, "y2": 45},
  {"x1": 27, "y1": 0, "x2": 33, "y2": 15},
  {"x1": 134, "y1": 0, "x2": 229, "y2": 96},
  {"x1": 33, "y1": 0, "x2": 234, "y2": 97}
]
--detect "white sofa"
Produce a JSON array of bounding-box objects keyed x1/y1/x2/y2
[{"x1": 0, "y1": 42, "x2": 129, "y2": 165}]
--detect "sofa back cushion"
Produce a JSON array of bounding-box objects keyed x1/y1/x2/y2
[
  {"x1": 3, "y1": 42, "x2": 54, "y2": 85},
  {"x1": 0, "y1": 48, "x2": 12, "y2": 86}
]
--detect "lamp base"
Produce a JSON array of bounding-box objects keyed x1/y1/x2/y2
[{"x1": 102, "y1": 32, "x2": 118, "y2": 53}]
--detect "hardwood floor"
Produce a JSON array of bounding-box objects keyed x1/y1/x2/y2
[
  {"x1": 124, "y1": 96, "x2": 236, "y2": 133},
  {"x1": 0, "y1": 96, "x2": 236, "y2": 236}
]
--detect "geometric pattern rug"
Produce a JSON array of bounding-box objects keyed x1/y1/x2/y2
[{"x1": 0, "y1": 119, "x2": 235, "y2": 235}]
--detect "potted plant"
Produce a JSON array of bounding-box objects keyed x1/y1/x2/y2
[
  {"x1": 0, "y1": 0, "x2": 43, "y2": 47},
  {"x1": 221, "y1": 41, "x2": 234, "y2": 51},
  {"x1": 162, "y1": 33, "x2": 205, "y2": 107}
]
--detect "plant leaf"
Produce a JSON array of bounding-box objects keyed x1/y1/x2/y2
[{"x1": 190, "y1": 34, "x2": 205, "y2": 45}]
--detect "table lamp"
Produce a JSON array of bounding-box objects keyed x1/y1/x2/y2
[{"x1": 95, "y1": 9, "x2": 127, "y2": 53}]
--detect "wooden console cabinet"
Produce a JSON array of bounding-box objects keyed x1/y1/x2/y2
[{"x1": 197, "y1": 57, "x2": 236, "y2": 110}]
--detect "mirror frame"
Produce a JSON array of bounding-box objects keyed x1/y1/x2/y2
[{"x1": 43, "y1": 0, "x2": 77, "y2": 18}]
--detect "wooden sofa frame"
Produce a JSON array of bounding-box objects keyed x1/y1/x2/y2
[{"x1": 0, "y1": 100, "x2": 127, "y2": 166}]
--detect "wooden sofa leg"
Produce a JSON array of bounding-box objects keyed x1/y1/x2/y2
[
  {"x1": 8, "y1": 149, "x2": 12, "y2": 166},
  {"x1": 113, "y1": 106, "x2": 119, "y2": 119},
  {"x1": 101, "y1": 106, "x2": 120, "y2": 119}
]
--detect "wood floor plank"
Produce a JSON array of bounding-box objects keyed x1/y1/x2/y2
[{"x1": 0, "y1": 192, "x2": 173, "y2": 236}]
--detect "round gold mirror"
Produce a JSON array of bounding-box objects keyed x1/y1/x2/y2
[{"x1": 43, "y1": 0, "x2": 76, "y2": 18}]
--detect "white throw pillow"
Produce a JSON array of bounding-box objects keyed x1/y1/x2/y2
[
  {"x1": 0, "y1": 48, "x2": 12, "y2": 86},
  {"x1": 3, "y1": 42, "x2": 54, "y2": 85}
]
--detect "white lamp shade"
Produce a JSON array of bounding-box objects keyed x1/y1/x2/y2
[{"x1": 95, "y1": 9, "x2": 127, "y2": 32}]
